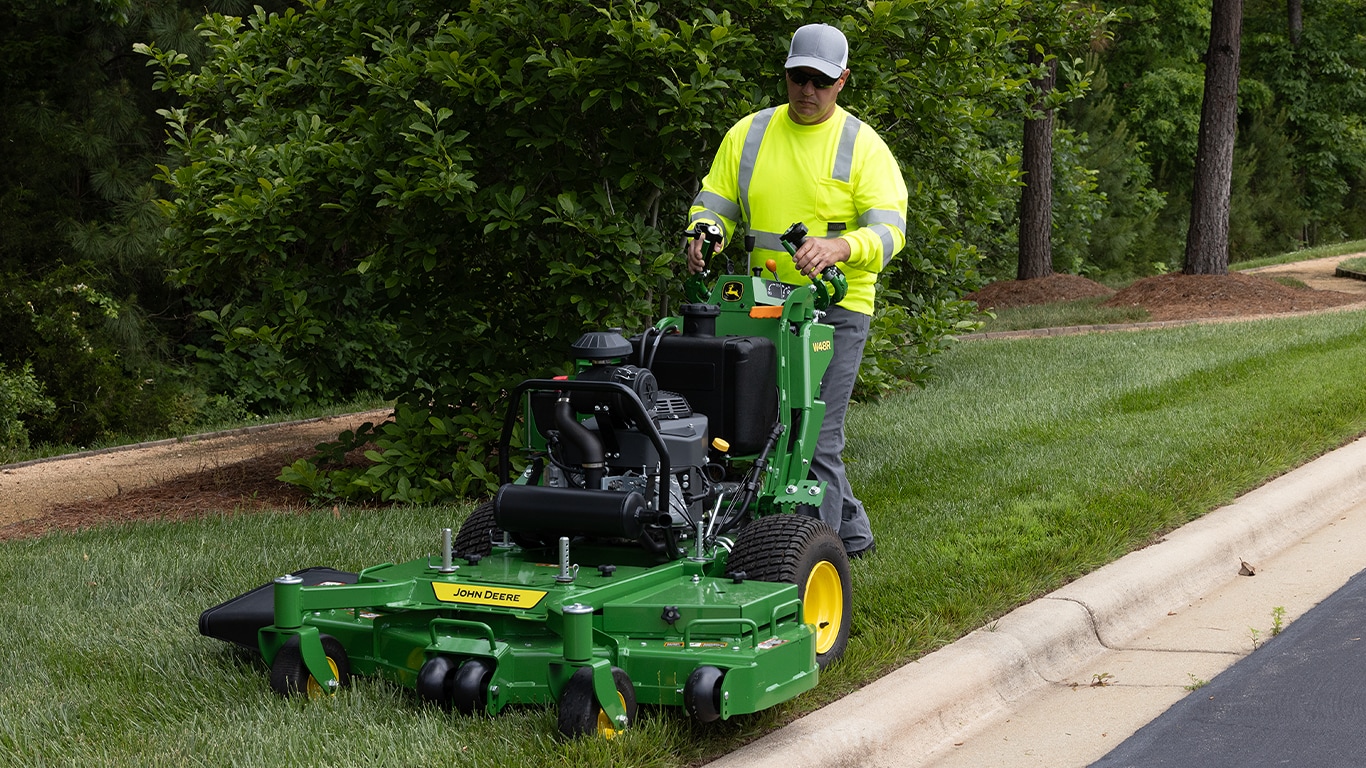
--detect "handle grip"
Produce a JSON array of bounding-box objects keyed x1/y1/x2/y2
[
  {"x1": 778, "y1": 222, "x2": 846, "y2": 310},
  {"x1": 683, "y1": 223, "x2": 725, "y2": 303}
]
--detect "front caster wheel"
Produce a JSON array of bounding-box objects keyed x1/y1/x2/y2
[
  {"x1": 557, "y1": 666, "x2": 636, "y2": 739},
  {"x1": 269, "y1": 634, "x2": 351, "y2": 698}
]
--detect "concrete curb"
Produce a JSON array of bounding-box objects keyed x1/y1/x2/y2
[{"x1": 706, "y1": 435, "x2": 1366, "y2": 768}]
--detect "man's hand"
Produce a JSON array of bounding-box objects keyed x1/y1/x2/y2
[
  {"x1": 792, "y1": 236, "x2": 851, "y2": 279},
  {"x1": 685, "y1": 233, "x2": 722, "y2": 274}
]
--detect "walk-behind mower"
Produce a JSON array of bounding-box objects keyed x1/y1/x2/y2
[{"x1": 199, "y1": 223, "x2": 856, "y2": 737}]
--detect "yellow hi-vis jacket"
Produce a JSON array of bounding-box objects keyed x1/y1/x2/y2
[{"x1": 689, "y1": 104, "x2": 908, "y2": 316}]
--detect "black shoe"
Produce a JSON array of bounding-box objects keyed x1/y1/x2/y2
[{"x1": 846, "y1": 541, "x2": 877, "y2": 560}]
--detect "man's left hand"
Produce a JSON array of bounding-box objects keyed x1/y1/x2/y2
[{"x1": 792, "y1": 236, "x2": 851, "y2": 278}]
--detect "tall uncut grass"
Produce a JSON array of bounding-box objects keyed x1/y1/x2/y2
[{"x1": 6, "y1": 310, "x2": 1366, "y2": 766}]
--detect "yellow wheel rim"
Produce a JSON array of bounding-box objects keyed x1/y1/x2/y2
[
  {"x1": 596, "y1": 691, "x2": 627, "y2": 739},
  {"x1": 804, "y1": 560, "x2": 844, "y2": 654},
  {"x1": 305, "y1": 657, "x2": 341, "y2": 699}
]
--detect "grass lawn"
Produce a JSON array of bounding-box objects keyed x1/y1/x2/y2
[
  {"x1": 1338, "y1": 254, "x2": 1366, "y2": 275},
  {"x1": 1230, "y1": 237, "x2": 1366, "y2": 270},
  {"x1": 974, "y1": 296, "x2": 1149, "y2": 332},
  {"x1": 6, "y1": 309, "x2": 1366, "y2": 766}
]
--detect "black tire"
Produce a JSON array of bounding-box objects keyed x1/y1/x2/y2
[
  {"x1": 269, "y1": 634, "x2": 352, "y2": 698},
  {"x1": 417, "y1": 655, "x2": 494, "y2": 715},
  {"x1": 727, "y1": 515, "x2": 852, "y2": 669},
  {"x1": 684, "y1": 665, "x2": 725, "y2": 723},
  {"x1": 453, "y1": 501, "x2": 502, "y2": 559},
  {"x1": 416, "y1": 655, "x2": 457, "y2": 706},
  {"x1": 450, "y1": 658, "x2": 495, "y2": 715},
  {"x1": 557, "y1": 666, "x2": 637, "y2": 739}
]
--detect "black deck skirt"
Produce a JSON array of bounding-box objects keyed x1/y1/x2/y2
[{"x1": 198, "y1": 567, "x2": 358, "y2": 650}]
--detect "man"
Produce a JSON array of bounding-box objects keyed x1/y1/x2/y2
[{"x1": 686, "y1": 23, "x2": 908, "y2": 558}]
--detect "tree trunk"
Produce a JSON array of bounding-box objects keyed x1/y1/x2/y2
[
  {"x1": 1288, "y1": 0, "x2": 1302, "y2": 46},
  {"x1": 1184, "y1": 0, "x2": 1243, "y2": 276},
  {"x1": 1017, "y1": 53, "x2": 1058, "y2": 281}
]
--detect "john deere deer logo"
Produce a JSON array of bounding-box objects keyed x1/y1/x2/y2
[{"x1": 722, "y1": 281, "x2": 743, "y2": 302}]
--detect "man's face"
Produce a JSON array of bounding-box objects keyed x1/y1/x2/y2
[{"x1": 786, "y1": 67, "x2": 848, "y2": 125}]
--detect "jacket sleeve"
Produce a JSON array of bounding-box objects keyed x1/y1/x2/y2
[
  {"x1": 841, "y1": 128, "x2": 908, "y2": 275},
  {"x1": 688, "y1": 120, "x2": 749, "y2": 244}
]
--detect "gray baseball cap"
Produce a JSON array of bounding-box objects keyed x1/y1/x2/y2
[{"x1": 785, "y1": 24, "x2": 848, "y2": 80}]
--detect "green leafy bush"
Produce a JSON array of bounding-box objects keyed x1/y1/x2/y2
[
  {"x1": 0, "y1": 362, "x2": 56, "y2": 458},
  {"x1": 145, "y1": 0, "x2": 1033, "y2": 500},
  {"x1": 0, "y1": 270, "x2": 188, "y2": 449}
]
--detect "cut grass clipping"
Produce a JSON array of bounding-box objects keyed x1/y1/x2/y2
[{"x1": 7, "y1": 309, "x2": 1366, "y2": 767}]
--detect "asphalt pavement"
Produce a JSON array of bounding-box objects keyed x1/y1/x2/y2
[
  {"x1": 1092, "y1": 567, "x2": 1366, "y2": 768},
  {"x1": 705, "y1": 434, "x2": 1366, "y2": 768}
]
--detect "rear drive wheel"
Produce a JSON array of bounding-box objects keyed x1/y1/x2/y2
[
  {"x1": 269, "y1": 634, "x2": 351, "y2": 698},
  {"x1": 557, "y1": 666, "x2": 637, "y2": 739},
  {"x1": 727, "y1": 515, "x2": 852, "y2": 669},
  {"x1": 453, "y1": 501, "x2": 502, "y2": 559}
]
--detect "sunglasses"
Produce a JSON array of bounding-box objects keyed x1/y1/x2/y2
[{"x1": 786, "y1": 69, "x2": 839, "y2": 89}]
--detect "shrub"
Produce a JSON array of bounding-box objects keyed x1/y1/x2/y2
[
  {"x1": 144, "y1": 0, "x2": 1032, "y2": 499},
  {"x1": 0, "y1": 362, "x2": 55, "y2": 458}
]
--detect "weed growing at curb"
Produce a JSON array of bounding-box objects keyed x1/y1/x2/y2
[{"x1": 1184, "y1": 674, "x2": 1209, "y2": 691}]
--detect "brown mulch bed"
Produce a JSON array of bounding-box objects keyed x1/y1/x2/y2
[
  {"x1": 0, "y1": 450, "x2": 315, "y2": 541},
  {"x1": 965, "y1": 273, "x2": 1114, "y2": 310},
  {"x1": 969, "y1": 271, "x2": 1365, "y2": 323},
  {"x1": 1101, "y1": 272, "x2": 1365, "y2": 321}
]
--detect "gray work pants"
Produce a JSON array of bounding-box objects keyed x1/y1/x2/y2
[{"x1": 806, "y1": 305, "x2": 875, "y2": 553}]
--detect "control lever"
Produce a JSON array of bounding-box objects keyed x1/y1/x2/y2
[
  {"x1": 683, "y1": 223, "x2": 725, "y2": 303},
  {"x1": 778, "y1": 222, "x2": 848, "y2": 309}
]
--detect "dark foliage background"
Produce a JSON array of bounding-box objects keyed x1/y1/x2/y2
[{"x1": 4, "y1": 0, "x2": 1365, "y2": 497}]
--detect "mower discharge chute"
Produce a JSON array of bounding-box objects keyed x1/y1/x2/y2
[{"x1": 199, "y1": 223, "x2": 855, "y2": 737}]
